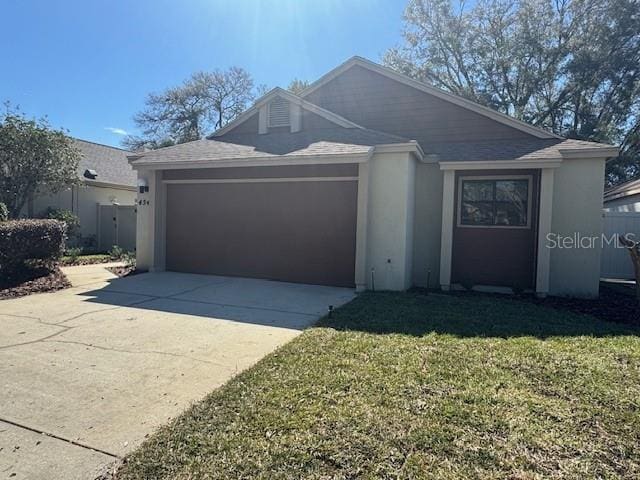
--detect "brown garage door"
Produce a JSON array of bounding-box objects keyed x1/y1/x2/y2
[{"x1": 165, "y1": 180, "x2": 358, "y2": 287}]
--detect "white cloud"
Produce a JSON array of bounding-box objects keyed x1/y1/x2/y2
[{"x1": 104, "y1": 127, "x2": 128, "y2": 135}]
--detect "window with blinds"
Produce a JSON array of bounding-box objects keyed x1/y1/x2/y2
[{"x1": 267, "y1": 97, "x2": 290, "y2": 127}]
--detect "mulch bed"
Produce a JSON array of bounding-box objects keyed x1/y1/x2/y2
[
  {"x1": 107, "y1": 264, "x2": 139, "y2": 278},
  {"x1": 422, "y1": 282, "x2": 639, "y2": 326},
  {"x1": 0, "y1": 264, "x2": 71, "y2": 300},
  {"x1": 531, "y1": 283, "x2": 640, "y2": 325}
]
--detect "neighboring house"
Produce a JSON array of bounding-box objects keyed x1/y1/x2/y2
[
  {"x1": 27, "y1": 139, "x2": 137, "y2": 248},
  {"x1": 130, "y1": 57, "x2": 618, "y2": 298},
  {"x1": 603, "y1": 178, "x2": 640, "y2": 212}
]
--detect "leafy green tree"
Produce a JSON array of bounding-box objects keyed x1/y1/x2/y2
[
  {"x1": 287, "y1": 78, "x2": 310, "y2": 95},
  {"x1": 124, "y1": 67, "x2": 258, "y2": 150},
  {"x1": 0, "y1": 107, "x2": 81, "y2": 218},
  {"x1": 385, "y1": 0, "x2": 640, "y2": 185}
]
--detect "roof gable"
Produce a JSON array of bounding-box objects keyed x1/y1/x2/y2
[
  {"x1": 210, "y1": 88, "x2": 361, "y2": 138},
  {"x1": 301, "y1": 56, "x2": 561, "y2": 141}
]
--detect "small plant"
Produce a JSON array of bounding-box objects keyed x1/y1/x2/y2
[
  {"x1": 122, "y1": 250, "x2": 136, "y2": 267},
  {"x1": 0, "y1": 202, "x2": 8, "y2": 222},
  {"x1": 65, "y1": 247, "x2": 82, "y2": 262},
  {"x1": 109, "y1": 245, "x2": 125, "y2": 260}
]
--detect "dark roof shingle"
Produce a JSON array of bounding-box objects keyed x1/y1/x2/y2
[
  {"x1": 130, "y1": 128, "x2": 411, "y2": 165},
  {"x1": 73, "y1": 139, "x2": 136, "y2": 187},
  {"x1": 426, "y1": 138, "x2": 616, "y2": 162}
]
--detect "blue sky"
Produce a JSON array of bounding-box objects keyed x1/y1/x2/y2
[{"x1": 1, "y1": 0, "x2": 407, "y2": 148}]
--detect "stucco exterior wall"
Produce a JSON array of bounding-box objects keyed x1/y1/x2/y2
[
  {"x1": 412, "y1": 162, "x2": 443, "y2": 288},
  {"x1": 30, "y1": 189, "x2": 75, "y2": 218},
  {"x1": 135, "y1": 170, "x2": 164, "y2": 272},
  {"x1": 603, "y1": 194, "x2": 640, "y2": 212},
  {"x1": 28, "y1": 184, "x2": 136, "y2": 238},
  {"x1": 365, "y1": 151, "x2": 416, "y2": 290},
  {"x1": 549, "y1": 158, "x2": 606, "y2": 297}
]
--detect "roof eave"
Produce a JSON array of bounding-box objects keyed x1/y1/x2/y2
[
  {"x1": 129, "y1": 152, "x2": 371, "y2": 171},
  {"x1": 558, "y1": 146, "x2": 619, "y2": 159},
  {"x1": 604, "y1": 189, "x2": 640, "y2": 202},
  {"x1": 83, "y1": 179, "x2": 137, "y2": 191}
]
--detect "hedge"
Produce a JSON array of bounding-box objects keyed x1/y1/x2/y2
[{"x1": 0, "y1": 219, "x2": 67, "y2": 271}]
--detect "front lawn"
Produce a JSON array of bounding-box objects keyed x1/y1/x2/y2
[{"x1": 115, "y1": 292, "x2": 640, "y2": 479}]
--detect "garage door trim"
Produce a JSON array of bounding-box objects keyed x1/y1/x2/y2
[{"x1": 163, "y1": 176, "x2": 358, "y2": 185}]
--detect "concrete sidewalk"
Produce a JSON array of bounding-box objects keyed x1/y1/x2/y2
[{"x1": 0, "y1": 265, "x2": 355, "y2": 479}]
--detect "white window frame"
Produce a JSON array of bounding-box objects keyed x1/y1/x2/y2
[{"x1": 456, "y1": 174, "x2": 533, "y2": 229}]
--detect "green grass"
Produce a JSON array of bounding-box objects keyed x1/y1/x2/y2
[
  {"x1": 60, "y1": 253, "x2": 110, "y2": 265},
  {"x1": 116, "y1": 292, "x2": 640, "y2": 479}
]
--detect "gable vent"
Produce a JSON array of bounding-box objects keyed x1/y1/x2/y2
[{"x1": 267, "y1": 97, "x2": 290, "y2": 127}]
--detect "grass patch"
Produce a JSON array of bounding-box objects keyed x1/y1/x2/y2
[
  {"x1": 115, "y1": 291, "x2": 640, "y2": 479},
  {"x1": 60, "y1": 253, "x2": 111, "y2": 265}
]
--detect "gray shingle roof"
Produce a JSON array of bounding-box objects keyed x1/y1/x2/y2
[
  {"x1": 73, "y1": 139, "x2": 136, "y2": 187},
  {"x1": 426, "y1": 138, "x2": 616, "y2": 162},
  {"x1": 129, "y1": 128, "x2": 411, "y2": 165}
]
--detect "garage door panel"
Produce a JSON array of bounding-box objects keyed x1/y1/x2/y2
[{"x1": 165, "y1": 181, "x2": 357, "y2": 287}]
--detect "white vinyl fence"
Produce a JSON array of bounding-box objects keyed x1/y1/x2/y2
[
  {"x1": 601, "y1": 211, "x2": 640, "y2": 279},
  {"x1": 97, "y1": 204, "x2": 136, "y2": 252}
]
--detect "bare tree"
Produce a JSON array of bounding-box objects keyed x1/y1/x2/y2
[
  {"x1": 124, "y1": 67, "x2": 257, "y2": 150},
  {"x1": 194, "y1": 67, "x2": 255, "y2": 129},
  {"x1": 287, "y1": 78, "x2": 310, "y2": 95}
]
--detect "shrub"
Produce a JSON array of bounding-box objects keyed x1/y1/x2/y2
[
  {"x1": 122, "y1": 250, "x2": 136, "y2": 267},
  {"x1": 0, "y1": 202, "x2": 8, "y2": 222},
  {"x1": 42, "y1": 208, "x2": 80, "y2": 243},
  {"x1": 65, "y1": 247, "x2": 82, "y2": 262},
  {"x1": 0, "y1": 219, "x2": 67, "y2": 272},
  {"x1": 109, "y1": 245, "x2": 125, "y2": 260}
]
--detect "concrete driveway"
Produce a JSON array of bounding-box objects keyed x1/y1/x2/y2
[{"x1": 0, "y1": 264, "x2": 355, "y2": 479}]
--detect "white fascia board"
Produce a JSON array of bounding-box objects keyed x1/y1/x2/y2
[
  {"x1": 130, "y1": 153, "x2": 370, "y2": 171},
  {"x1": 559, "y1": 146, "x2": 619, "y2": 159},
  {"x1": 439, "y1": 158, "x2": 563, "y2": 170},
  {"x1": 372, "y1": 141, "x2": 425, "y2": 161},
  {"x1": 301, "y1": 56, "x2": 561, "y2": 140}
]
